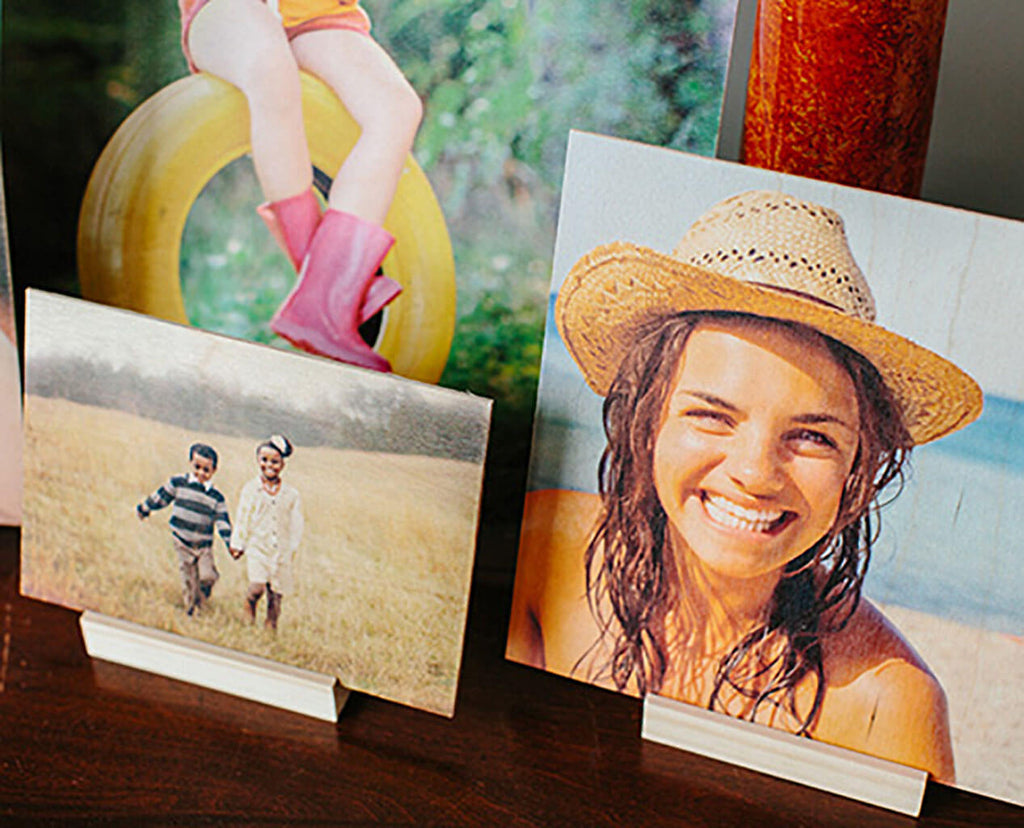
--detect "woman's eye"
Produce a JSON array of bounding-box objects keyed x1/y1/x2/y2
[
  {"x1": 684, "y1": 409, "x2": 733, "y2": 429},
  {"x1": 788, "y1": 428, "x2": 837, "y2": 450}
]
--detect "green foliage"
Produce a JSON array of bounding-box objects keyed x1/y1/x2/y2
[
  {"x1": 180, "y1": 159, "x2": 293, "y2": 346},
  {"x1": 442, "y1": 292, "x2": 541, "y2": 419},
  {"x1": 387, "y1": 0, "x2": 734, "y2": 189},
  {"x1": 379, "y1": 0, "x2": 736, "y2": 398}
]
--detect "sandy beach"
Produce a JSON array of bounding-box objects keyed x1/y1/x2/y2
[{"x1": 878, "y1": 602, "x2": 1023, "y2": 806}]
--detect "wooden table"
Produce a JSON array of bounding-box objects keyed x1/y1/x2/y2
[{"x1": 0, "y1": 527, "x2": 1019, "y2": 826}]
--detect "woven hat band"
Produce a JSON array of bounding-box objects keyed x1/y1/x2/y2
[{"x1": 747, "y1": 283, "x2": 845, "y2": 312}]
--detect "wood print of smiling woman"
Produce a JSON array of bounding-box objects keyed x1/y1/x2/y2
[{"x1": 507, "y1": 191, "x2": 983, "y2": 783}]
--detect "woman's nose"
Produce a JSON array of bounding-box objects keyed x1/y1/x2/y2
[{"x1": 724, "y1": 429, "x2": 784, "y2": 496}]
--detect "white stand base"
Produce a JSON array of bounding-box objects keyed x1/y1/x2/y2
[
  {"x1": 642, "y1": 694, "x2": 927, "y2": 816},
  {"x1": 80, "y1": 611, "x2": 348, "y2": 722}
]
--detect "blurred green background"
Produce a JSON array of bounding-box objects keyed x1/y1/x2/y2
[{"x1": 1, "y1": 0, "x2": 737, "y2": 580}]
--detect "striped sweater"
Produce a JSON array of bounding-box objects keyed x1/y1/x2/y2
[{"x1": 137, "y1": 474, "x2": 232, "y2": 550}]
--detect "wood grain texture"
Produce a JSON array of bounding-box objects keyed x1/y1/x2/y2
[{"x1": 0, "y1": 527, "x2": 1020, "y2": 826}]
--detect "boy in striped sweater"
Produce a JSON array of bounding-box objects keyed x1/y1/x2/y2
[{"x1": 137, "y1": 443, "x2": 232, "y2": 616}]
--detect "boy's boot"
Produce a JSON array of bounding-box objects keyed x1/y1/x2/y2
[
  {"x1": 245, "y1": 582, "x2": 264, "y2": 623},
  {"x1": 258, "y1": 192, "x2": 401, "y2": 324},
  {"x1": 271, "y1": 209, "x2": 393, "y2": 372},
  {"x1": 265, "y1": 588, "x2": 282, "y2": 631}
]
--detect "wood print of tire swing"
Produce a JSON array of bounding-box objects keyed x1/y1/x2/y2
[{"x1": 78, "y1": 72, "x2": 456, "y2": 383}]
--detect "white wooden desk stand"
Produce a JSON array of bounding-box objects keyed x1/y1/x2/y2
[
  {"x1": 80, "y1": 611, "x2": 349, "y2": 722},
  {"x1": 642, "y1": 694, "x2": 927, "y2": 816}
]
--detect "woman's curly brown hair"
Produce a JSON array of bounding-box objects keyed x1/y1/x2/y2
[{"x1": 581, "y1": 312, "x2": 912, "y2": 734}]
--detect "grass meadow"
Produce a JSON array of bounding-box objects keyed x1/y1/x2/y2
[{"x1": 21, "y1": 395, "x2": 484, "y2": 716}]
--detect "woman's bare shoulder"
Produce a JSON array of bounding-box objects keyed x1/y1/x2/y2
[
  {"x1": 816, "y1": 599, "x2": 954, "y2": 782},
  {"x1": 522, "y1": 488, "x2": 603, "y2": 542},
  {"x1": 506, "y1": 489, "x2": 603, "y2": 674},
  {"x1": 825, "y1": 599, "x2": 927, "y2": 678}
]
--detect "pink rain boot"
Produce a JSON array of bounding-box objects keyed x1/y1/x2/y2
[
  {"x1": 257, "y1": 192, "x2": 402, "y2": 324},
  {"x1": 271, "y1": 209, "x2": 393, "y2": 372},
  {"x1": 256, "y1": 189, "x2": 320, "y2": 270}
]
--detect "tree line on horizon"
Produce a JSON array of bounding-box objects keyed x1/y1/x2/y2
[{"x1": 26, "y1": 353, "x2": 490, "y2": 464}]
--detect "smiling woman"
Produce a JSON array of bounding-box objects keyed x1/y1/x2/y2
[
  {"x1": 507, "y1": 190, "x2": 984, "y2": 783},
  {"x1": 651, "y1": 318, "x2": 861, "y2": 585}
]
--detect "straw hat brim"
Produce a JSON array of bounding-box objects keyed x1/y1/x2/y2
[{"x1": 555, "y1": 242, "x2": 983, "y2": 445}]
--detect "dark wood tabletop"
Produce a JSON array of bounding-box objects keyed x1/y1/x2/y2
[{"x1": 0, "y1": 527, "x2": 1020, "y2": 827}]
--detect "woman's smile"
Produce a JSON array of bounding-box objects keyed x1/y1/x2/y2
[
  {"x1": 699, "y1": 491, "x2": 793, "y2": 535},
  {"x1": 653, "y1": 318, "x2": 860, "y2": 583}
]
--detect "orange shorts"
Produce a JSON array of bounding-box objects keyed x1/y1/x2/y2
[{"x1": 179, "y1": 0, "x2": 372, "y2": 72}]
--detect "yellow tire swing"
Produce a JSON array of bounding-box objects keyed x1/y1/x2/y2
[{"x1": 78, "y1": 72, "x2": 456, "y2": 383}]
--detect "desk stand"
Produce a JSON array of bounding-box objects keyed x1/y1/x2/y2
[
  {"x1": 642, "y1": 694, "x2": 927, "y2": 816},
  {"x1": 80, "y1": 611, "x2": 348, "y2": 722}
]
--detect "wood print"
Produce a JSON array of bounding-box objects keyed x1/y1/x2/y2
[
  {"x1": 507, "y1": 132, "x2": 1022, "y2": 804},
  {"x1": 21, "y1": 291, "x2": 490, "y2": 716}
]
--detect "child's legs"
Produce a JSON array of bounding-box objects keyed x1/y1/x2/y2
[
  {"x1": 245, "y1": 581, "x2": 265, "y2": 621},
  {"x1": 291, "y1": 30, "x2": 422, "y2": 226},
  {"x1": 173, "y1": 539, "x2": 201, "y2": 612},
  {"x1": 187, "y1": 0, "x2": 313, "y2": 201},
  {"x1": 196, "y1": 546, "x2": 220, "y2": 597},
  {"x1": 265, "y1": 585, "x2": 283, "y2": 630}
]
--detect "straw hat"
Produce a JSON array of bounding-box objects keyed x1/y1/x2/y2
[{"x1": 555, "y1": 190, "x2": 983, "y2": 445}]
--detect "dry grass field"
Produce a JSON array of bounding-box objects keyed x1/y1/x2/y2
[{"x1": 21, "y1": 395, "x2": 484, "y2": 716}]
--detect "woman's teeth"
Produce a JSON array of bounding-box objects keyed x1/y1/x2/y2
[{"x1": 702, "y1": 492, "x2": 787, "y2": 533}]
